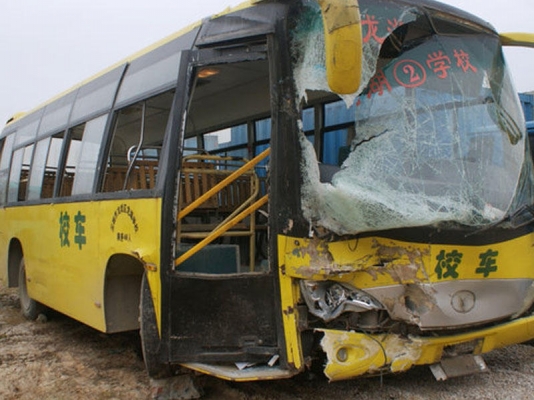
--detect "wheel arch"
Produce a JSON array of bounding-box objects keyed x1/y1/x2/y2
[
  {"x1": 7, "y1": 238, "x2": 23, "y2": 288},
  {"x1": 103, "y1": 253, "x2": 145, "y2": 333}
]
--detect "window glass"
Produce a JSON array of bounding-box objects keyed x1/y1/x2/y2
[
  {"x1": 222, "y1": 147, "x2": 248, "y2": 160},
  {"x1": 14, "y1": 118, "x2": 40, "y2": 147},
  {"x1": 0, "y1": 140, "x2": 4, "y2": 171},
  {"x1": 116, "y1": 45, "x2": 181, "y2": 107},
  {"x1": 37, "y1": 92, "x2": 76, "y2": 137},
  {"x1": 254, "y1": 142, "x2": 270, "y2": 194},
  {"x1": 8, "y1": 144, "x2": 33, "y2": 202},
  {"x1": 183, "y1": 137, "x2": 198, "y2": 156},
  {"x1": 103, "y1": 91, "x2": 173, "y2": 192},
  {"x1": 71, "y1": 115, "x2": 108, "y2": 195},
  {"x1": 323, "y1": 129, "x2": 350, "y2": 165},
  {"x1": 60, "y1": 125, "x2": 84, "y2": 197},
  {"x1": 7, "y1": 149, "x2": 23, "y2": 203},
  {"x1": 70, "y1": 65, "x2": 125, "y2": 125},
  {"x1": 41, "y1": 133, "x2": 65, "y2": 199},
  {"x1": 0, "y1": 135, "x2": 15, "y2": 205},
  {"x1": 302, "y1": 107, "x2": 315, "y2": 132},
  {"x1": 204, "y1": 124, "x2": 247, "y2": 153},
  {"x1": 255, "y1": 118, "x2": 271, "y2": 141},
  {"x1": 325, "y1": 101, "x2": 355, "y2": 127},
  {"x1": 27, "y1": 137, "x2": 51, "y2": 200}
]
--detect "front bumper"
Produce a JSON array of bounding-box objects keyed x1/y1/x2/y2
[{"x1": 319, "y1": 314, "x2": 534, "y2": 381}]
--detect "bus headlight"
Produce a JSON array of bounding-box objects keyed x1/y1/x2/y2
[{"x1": 300, "y1": 280, "x2": 384, "y2": 322}]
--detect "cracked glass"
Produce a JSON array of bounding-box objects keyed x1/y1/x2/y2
[{"x1": 293, "y1": 0, "x2": 534, "y2": 235}]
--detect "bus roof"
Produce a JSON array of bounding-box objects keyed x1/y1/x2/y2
[
  {"x1": 2, "y1": 0, "x2": 496, "y2": 132},
  {"x1": 3, "y1": 0, "x2": 260, "y2": 128}
]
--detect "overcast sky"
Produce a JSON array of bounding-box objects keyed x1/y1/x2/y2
[{"x1": 1, "y1": 0, "x2": 533, "y2": 126}]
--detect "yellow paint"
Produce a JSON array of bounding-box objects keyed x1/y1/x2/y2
[
  {"x1": 319, "y1": 313, "x2": 534, "y2": 380},
  {"x1": 500, "y1": 32, "x2": 534, "y2": 48},
  {"x1": 277, "y1": 232, "x2": 534, "y2": 379},
  {"x1": 277, "y1": 235, "x2": 304, "y2": 371},
  {"x1": 0, "y1": 198, "x2": 162, "y2": 333},
  {"x1": 318, "y1": 0, "x2": 362, "y2": 94},
  {"x1": 281, "y1": 233, "x2": 534, "y2": 288}
]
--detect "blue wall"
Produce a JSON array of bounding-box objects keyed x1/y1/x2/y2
[{"x1": 520, "y1": 92, "x2": 534, "y2": 122}]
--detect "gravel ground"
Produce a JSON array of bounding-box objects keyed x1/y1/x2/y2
[{"x1": 2, "y1": 283, "x2": 534, "y2": 399}]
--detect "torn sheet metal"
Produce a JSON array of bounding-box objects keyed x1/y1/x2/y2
[
  {"x1": 284, "y1": 234, "x2": 534, "y2": 329},
  {"x1": 282, "y1": 235, "x2": 430, "y2": 283},
  {"x1": 195, "y1": 3, "x2": 287, "y2": 47},
  {"x1": 318, "y1": 329, "x2": 422, "y2": 380},
  {"x1": 318, "y1": 314, "x2": 534, "y2": 381}
]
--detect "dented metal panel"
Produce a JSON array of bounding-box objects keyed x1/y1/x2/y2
[
  {"x1": 282, "y1": 234, "x2": 534, "y2": 329},
  {"x1": 195, "y1": 3, "x2": 287, "y2": 47},
  {"x1": 317, "y1": 313, "x2": 534, "y2": 381}
]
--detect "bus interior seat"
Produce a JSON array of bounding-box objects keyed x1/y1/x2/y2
[{"x1": 103, "y1": 160, "x2": 159, "y2": 191}]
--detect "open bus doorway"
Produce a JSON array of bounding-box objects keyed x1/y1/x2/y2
[{"x1": 164, "y1": 46, "x2": 289, "y2": 378}]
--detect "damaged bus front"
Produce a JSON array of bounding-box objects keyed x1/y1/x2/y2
[{"x1": 276, "y1": 0, "x2": 534, "y2": 381}]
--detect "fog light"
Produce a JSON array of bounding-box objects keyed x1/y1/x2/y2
[{"x1": 337, "y1": 347, "x2": 348, "y2": 362}]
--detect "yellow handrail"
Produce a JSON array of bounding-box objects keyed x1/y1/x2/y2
[
  {"x1": 175, "y1": 195, "x2": 269, "y2": 267},
  {"x1": 178, "y1": 147, "x2": 270, "y2": 219}
]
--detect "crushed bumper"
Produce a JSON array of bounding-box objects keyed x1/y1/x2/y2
[{"x1": 318, "y1": 314, "x2": 534, "y2": 381}]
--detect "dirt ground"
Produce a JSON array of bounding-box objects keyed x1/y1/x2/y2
[{"x1": 2, "y1": 283, "x2": 534, "y2": 400}]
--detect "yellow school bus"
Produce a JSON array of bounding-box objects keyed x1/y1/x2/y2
[{"x1": 2, "y1": 0, "x2": 534, "y2": 385}]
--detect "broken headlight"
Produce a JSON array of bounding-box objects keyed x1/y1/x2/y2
[{"x1": 300, "y1": 280, "x2": 384, "y2": 322}]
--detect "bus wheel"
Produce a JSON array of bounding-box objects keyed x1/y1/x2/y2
[
  {"x1": 18, "y1": 258, "x2": 44, "y2": 320},
  {"x1": 140, "y1": 273, "x2": 173, "y2": 378}
]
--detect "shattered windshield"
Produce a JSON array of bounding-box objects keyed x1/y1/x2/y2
[{"x1": 293, "y1": 0, "x2": 533, "y2": 235}]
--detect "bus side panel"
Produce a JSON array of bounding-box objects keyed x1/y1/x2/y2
[
  {"x1": 3, "y1": 198, "x2": 161, "y2": 332},
  {"x1": 0, "y1": 208, "x2": 8, "y2": 285}
]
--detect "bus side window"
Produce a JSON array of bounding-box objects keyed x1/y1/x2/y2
[
  {"x1": 41, "y1": 133, "x2": 65, "y2": 199},
  {"x1": 0, "y1": 136, "x2": 10, "y2": 205},
  {"x1": 102, "y1": 91, "x2": 173, "y2": 192},
  {"x1": 7, "y1": 144, "x2": 34, "y2": 202},
  {"x1": 322, "y1": 101, "x2": 355, "y2": 167},
  {"x1": 527, "y1": 122, "x2": 534, "y2": 162},
  {"x1": 59, "y1": 124, "x2": 84, "y2": 197},
  {"x1": 27, "y1": 137, "x2": 51, "y2": 200},
  {"x1": 71, "y1": 115, "x2": 108, "y2": 195}
]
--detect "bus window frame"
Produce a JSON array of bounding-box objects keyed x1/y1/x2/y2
[
  {"x1": 7, "y1": 143, "x2": 35, "y2": 203},
  {"x1": 27, "y1": 136, "x2": 52, "y2": 201},
  {"x1": 71, "y1": 114, "x2": 109, "y2": 195},
  {"x1": 0, "y1": 134, "x2": 14, "y2": 205},
  {"x1": 99, "y1": 90, "x2": 175, "y2": 194}
]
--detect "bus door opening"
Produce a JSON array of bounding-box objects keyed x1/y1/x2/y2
[{"x1": 167, "y1": 49, "x2": 284, "y2": 373}]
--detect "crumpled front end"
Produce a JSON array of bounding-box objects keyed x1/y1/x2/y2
[
  {"x1": 318, "y1": 317, "x2": 534, "y2": 381},
  {"x1": 280, "y1": 0, "x2": 534, "y2": 382},
  {"x1": 278, "y1": 233, "x2": 534, "y2": 380}
]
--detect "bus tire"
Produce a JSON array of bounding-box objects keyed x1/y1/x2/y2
[
  {"x1": 18, "y1": 258, "x2": 45, "y2": 320},
  {"x1": 140, "y1": 273, "x2": 173, "y2": 378}
]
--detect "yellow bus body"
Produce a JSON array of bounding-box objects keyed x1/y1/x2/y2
[
  {"x1": 2, "y1": 0, "x2": 534, "y2": 388},
  {"x1": 0, "y1": 198, "x2": 162, "y2": 332},
  {"x1": 278, "y1": 232, "x2": 534, "y2": 379}
]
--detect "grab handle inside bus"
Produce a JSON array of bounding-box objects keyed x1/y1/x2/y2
[{"x1": 317, "y1": 0, "x2": 362, "y2": 94}]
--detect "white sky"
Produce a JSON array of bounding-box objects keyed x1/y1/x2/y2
[{"x1": 1, "y1": 0, "x2": 533, "y2": 126}]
